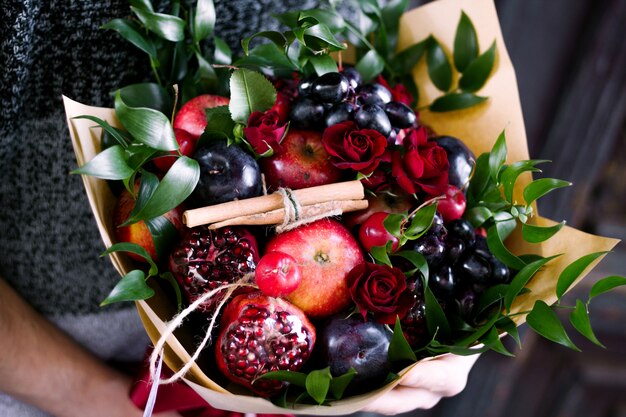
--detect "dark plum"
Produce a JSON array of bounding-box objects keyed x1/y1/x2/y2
[
  {"x1": 319, "y1": 314, "x2": 392, "y2": 392},
  {"x1": 325, "y1": 102, "x2": 356, "y2": 127},
  {"x1": 311, "y1": 72, "x2": 350, "y2": 103},
  {"x1": 354, "y1": 104, "x2": 392, "y2": 137},
  {"x1": 432, "y1": 136, "x2": 476, "y2": 190},
  {"x1": 192, "y1": 142, "x2": 262, "y2": 205},
  {"x1": 430, "y1": 265, "x2": 457, "y2": 297},
  {"x1": 289, "y1": 98, "x2": 325, "y2": 130},
  {"x1": 410, "y1": 233, "x2": 446, "y2": 268},
  {"x1": 357, "y1": 83, "x2": 392, "y2": 106},
  {"x1": 384, "y1": 101, "x2": 417, "y2": 128},
  {"x1": 341, "y1": 67, "x2": 362, "y2": 90}
]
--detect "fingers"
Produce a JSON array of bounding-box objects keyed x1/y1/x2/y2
[
  {"x1": 362, "y1": 386, "x2": 442, "y2": 415},
  {"x1": 400, "y1": 354, "x2": 480, "y2": 397}
]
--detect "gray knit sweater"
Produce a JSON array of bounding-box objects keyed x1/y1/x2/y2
[{"x1": 0, "y1": 0, "x2": 314, "y2": 414}]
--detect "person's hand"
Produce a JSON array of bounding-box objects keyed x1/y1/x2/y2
[{"x1": 362, "y1": 354, "x2": 480, "y2": 415}]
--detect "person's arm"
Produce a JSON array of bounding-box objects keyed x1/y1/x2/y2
[
  {"x1": 362, "y1": 353, "x2": 480, "y2": 414},
  {"x1": 0, "y1": 277, "x2": 178, "y2": 417}
]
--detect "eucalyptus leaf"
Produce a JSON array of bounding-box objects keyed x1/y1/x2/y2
[
  {"x1": 355, "y1": 50, "x2": 386, "y2": 83},
  {"x1": 500, "y1": 160, "x2": 548, "y2": 203},
  {"x1": 102, "y1": 19, "x2": 157, "y2": 58},
  {"x1": 101, "y1": 242, "x2": 158, "y2": 276},
  {"x1": 504, "y1": 255, "x2": 559, "y2": 312},
  {"x1": 429, "y1": 92, "x2": 487, "y2": 112},
  {"x1": 71, "y1": 145, "x2": 134, "y2": 180},
  {"x1": 459, "y1": 41, "x2": 496, "y2": 92},
  {"x1": 310, "y1": 55, "x2": 338, "y2": 75},
  {"x1": 193, "y1": 0, "x2": 216, "y2": 43},
  {"x1": 100, "y1": 270, "x2": 154, "y2": 306},
  {"x1": 424, "y1": 286, "x2": 451, "y2": 340},
  {"x1": 123, "y1": 157, "x2": 199, "y2": 225},
  {"x1": 522, "y1": 221, "x2": 565, "y2": 243},
  {"x1": 556, "y1": 251, "x2": 608, "y2": 299},
  {"x1": 131, "y1": 7, "x2": 185, "y2": 42},
  {"x1": 570, "y1": 299, "x2": 605, "y2": 347},
  {"x1": 389, "y1": 317, "x2": 417, "y2": 362},
  {"x1": 523, "y1": 178, "x2": 572, "y2": 206},
  {"x1": 589, "y1": 275, "x2": 626, "y2": 300},
  {"x1": 115, "y1": 91, "x2": 178, "y2": 151},
  {"x1": 305, "y1": 368, "x2": 332, "y2": 405},
  {"x1": 526, "y1": 300, "x2": 580, "y2": 351},
  {"x1": 426, "y1": 37, "x2": 452, "y2": 92},
  {"x1": 328, "y1": 368, "x2": 357, "y2": 400},
  {"x1": 229, "y1": 69, "x2": 277, "y2": 124},
  {"x1": 453, "y1": 11, "x2": 478, "y2": 72},
  {"x1": 488, "y1": 131, "x2": 507, "y2": 183}
]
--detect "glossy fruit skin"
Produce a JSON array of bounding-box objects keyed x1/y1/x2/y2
[
  {"x1": 325, "y1": 102, "x2": 356, "y2": 127},
  {"x1": 255, "y1": 251, "x2": 302, "y2": 297},
  {"x1": 153, "y1": 128, "x2": 196, "y2": 172},
  {"x1": 401, "y1": 277, "x2": 428, "y2": 348},
  {"x1": 192, "y1": 142, "x2": 262, "y2": 206},
  {"x1": 113, "y1": 187, "x2": 184, "y2": 263},
  {"x1": 432, "y1": 136, "x2": 476, "y2": 190},
  {"x1": 354, "y1": 104, "x2": 392, "y2": 137},
  {"x1": 169, "y1": 226, "x2": 259, "y2": 312},
  {"x1": 430, "y1": 264, "x2": 457, "y2": 297},
  {"x1": 448, "y1": 219, "x2": 475, "y2": 246},
  {"x1": 173, "y1": 94, "x2": 230, "y2": 139},
  {"x1": 318, "y1": 314, "x2": 392, "y2": 392},
  {"x1": 357, "y1": 83, "x2": 392, "y2": 106},
  {"x1": 260, "y1": 130, "x2": 342, "y2": 191},
  {"x1": 289, "y1": 98, "x2": 325, "y2": 130},
  {"x1": 311, "y1": 72, "x2": 350, "y2": 103},
  {"x1": 216, "y1": 292, "x2": 316, "y2": 397},
  {"x1": 436, "y1": 184, "x2": 467, "y2": 223},
  {"x1": 341, "y1": 67, "x2": 362, "y2": 90},
  {"x1": 266, "y1": 219, "x2": 364, "y2": 318},
  {"x1": 358, "y1": 212, "x2": 400, "y2": 253},
  {"x1": 384, "y1": 101, "x2": 417, "y2": 129},
  {"x1": 343, "y1": 192, "x2": 413, "y2": 230},
  {"x1": 410, "y1": 233, "x2": 447, "y2": 268}
]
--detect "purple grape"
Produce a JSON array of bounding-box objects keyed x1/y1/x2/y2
[{"x1": 357, "y1": 83, "x2": 392, "y2": 106}]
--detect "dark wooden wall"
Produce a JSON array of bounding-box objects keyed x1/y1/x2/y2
[{"x1": 357, "y1": 0, "x2": 626, "y2": 416}]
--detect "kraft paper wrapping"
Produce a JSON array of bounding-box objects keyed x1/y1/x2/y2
[{"x1": 63, "y1": 0, "x2": 619, "y2": 413}]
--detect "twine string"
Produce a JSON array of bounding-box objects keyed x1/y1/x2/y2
[{"x1": 275, "y1": 187, "x2": 342, "y2": 233}]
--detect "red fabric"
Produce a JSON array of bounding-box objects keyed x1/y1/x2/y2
[{"x1": 130, "y1": 350, "x2": 293, "y2": 417}]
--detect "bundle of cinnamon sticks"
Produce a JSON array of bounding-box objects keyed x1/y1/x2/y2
[{"x1": 183, "y1": 181, "x2": 368, "y2": 229}]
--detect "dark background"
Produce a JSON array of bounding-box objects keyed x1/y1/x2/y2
[{"x1": 360, "y1": 0, "x2": 626, "y2": 416}]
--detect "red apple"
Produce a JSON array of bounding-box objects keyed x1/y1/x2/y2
[
  {"x1": 265, "y1": 219, "x2": 363, "y2": 318},
  {"x1": 260, "y1": 130, "x2": 342, "y2": 191},
  {"x1": 113, "y1": 188, "x2": 185, "y2": 263},
  {"x1": 343, "y1": 190, "x2": 412, "y2": 230},
  {"x1": 173, "y1": 94, "x2": 230, "y2": 139},
  {"x1": 153, "y1": 128, "x2": 196, "y2": 172}
]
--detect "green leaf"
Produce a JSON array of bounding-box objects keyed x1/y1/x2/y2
[
  {"x1": 522, "y1": 221, "x2": 565, "y2": 243},
  {"x1": 355, "y1": 49, "x2": 386, "y2": 82},
  {"x1": 389, "y1": 317, "x2": 417, "y2": 362},
  {"x1": 213, "y1": 36, "x2": 232, "y2": 65},
  {"x1": 298, "y1": 9, "x2": 346, "y2": 31},
  {"x1": 193, "y1": 0, "x2": 216, "y2": 43},
  {"x1": 496, "y1": 316, "x2": 521, "y2": 348},
  {"x1": 102, "y1": 19, "x2": 157, "y2": 59},
  {"x1": 429, "y1": 92, "x2": 487, "y2": 112},
  {"x1": 145, "y1": 215, "x2": 178, "y2": 262},
  {"x1": 123, "y1": 157, "x2": 199, "y2": 224},
  {"x1": 427, "y1": 342, "x2": 491, "y2": 356},
  {"x1": 424, "y1": 286, "x2": 451, "y2": 340},
  {"x1": 426, "y1": 37, "x2": 452, "y2": 92},
  {"x1": 236, "y1": 43, "x2": 299, "y2": 78},
  {"x1": 504, "y1": 255, "x2": 559, "y2": 312},
  {"x1": 115, "y1": 91, "x2": 177, "y2": 151},
  {"x1": 160, "y1": 271, "x2": 182, "y2": 313},
  {"x1": 523, "y1": 178, "x2": 572, "y2": 206},
  {"x1": 454, "y1": 306, "x2": 501, "y2": 347},
  {"x1": 126, "y1": 143, "x2": 158, "y2": 171},
  {"x1": 392, "y1": 251, "x2": 428, "y2": 280},
  {"x1": 381, "y1": 0, "x2": 408, "y2": 54},
  {"x1": 453, "y1": 11, "x2": 478, "y2": 72},
  {"x1": 570, "y1": 299, "x2": 605, "y2": 348},
  {"x1": 389, "y1": 40, "x2": 427, "y2": 75},
  {"x1": 383, "y1": 213, "x2": 406, "y2": 238},
  {"x1": 476, "y1": 283, "x2": 509, "y2": 314},
  {"x1": 302, "y1": 23, "x2": 346, "y2": 52},
  {"x1": 526, "y1": 300, "x2": 580, "y2": 351},
  {"x1": 101, "y1": 242, "x2": 158, "y2": 276},
  {"x1": 241, "y1": 31, "x2": 288, "y2": 56},
  {"x1": 126, "y1": 171, "x2": 159, "y2": 219},
  {"x1": 305, "y1": 368, "x2": 332, "y2": 405},
  {"x1": 100, "y1": 270, "x2": 154, "y2": 306},
  {"x1": 466, "y1": 152, "x2": 491, "y2": 205},
  {"x1": 258, "y1": 370, "x2": 307, "y2": 387},
  {"x1": 488, "y1": 131, "x2": 507, "y2": 183},
  {"x1": 229, "y1": 69, "x2": 277, "y2": 124},
  {"x1": 481, "y1": 326, "x2": 514, "y2": 356},
  {"x1": 329, "y1": 368, "x2": 357, "y2": 400},
  {"x1": 404, "y1": 203, "x2": 437, "y2": 238},
  {"x1": 310, "y1": 55, "x2": 338, "y2": 76},
  {"x1": 486, "y1": 224, "x2": 527, "y2": 271},
  {"x1": 589, "y1": 275, "x2": 626, "y2": 300},
  {"x1": 556, "y1": 251, "x2": 608, "y2": 299},
  {"x1": 197, "y1": 105, "x2": 236, "y2": 143},
  {"x1": 459, "y1": 41, "x2": 496, "y2": 92},
  {"x1": 371, "y1": 245, "x2": 392, "y2": 266},
  {"x1": 72, "y1": 115, "x2": 129, "y2": 148},
  {"x1": 131, "y1": 7, "x2": 185, "y2": 42},
  {"x1": 119, "y1": 83, "x2": 174, "y2": 116},
  {"x1": 465, "y1": 206, "x2": 493, "y2": 227},
  {"x1": 71, "y1": 145, "x2": 134, "y2": 180},
  {"x1": 195, "y1": 52, "x2": 218, "y2": 92},
  {"x1": 500, "y1": 160, "x2": 548, "y2": 203},
  {"x1": 129, "y1": 0, "x2": 153, "y2": 11}
]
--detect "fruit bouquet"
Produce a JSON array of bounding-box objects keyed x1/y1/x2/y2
[{"x1": 64, "y1": 0, "x2": 622, "y2": 414}]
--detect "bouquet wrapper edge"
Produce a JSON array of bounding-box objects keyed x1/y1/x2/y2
[{"x1": 62, "y1": 0, "x2": 619, "y2": 412}]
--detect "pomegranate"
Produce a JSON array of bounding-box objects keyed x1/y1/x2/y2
[{"x1": 216, "y1": 292, "x2": 316, "y2": 397}]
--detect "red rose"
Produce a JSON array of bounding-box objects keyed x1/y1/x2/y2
[
  {"x1": 322, "y1": 121, "x2": 389, "y2": 175},
  {"x1": 392, "y1": 127, "x2": 449, "y2": 196},
  {"x1": 360, "y1": 168, "x2": 390, "y2": 192},
  {"x1": 376, "y1": 75, "x2": 414, "y2": 106},
  {"x1": 243, "y1": 110, "x2": 287, "y2": 155},
  {"x1": 347, "y1": 262, "x2": 413, "y2": 325}
]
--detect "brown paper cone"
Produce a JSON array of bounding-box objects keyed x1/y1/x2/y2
[{"x1": 63, "y1": 0, "x2": 619, "y2": 413}]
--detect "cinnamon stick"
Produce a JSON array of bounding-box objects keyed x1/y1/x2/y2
[{"x1": 183, "y1": 181, "x2": 365, "y2": 228}]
